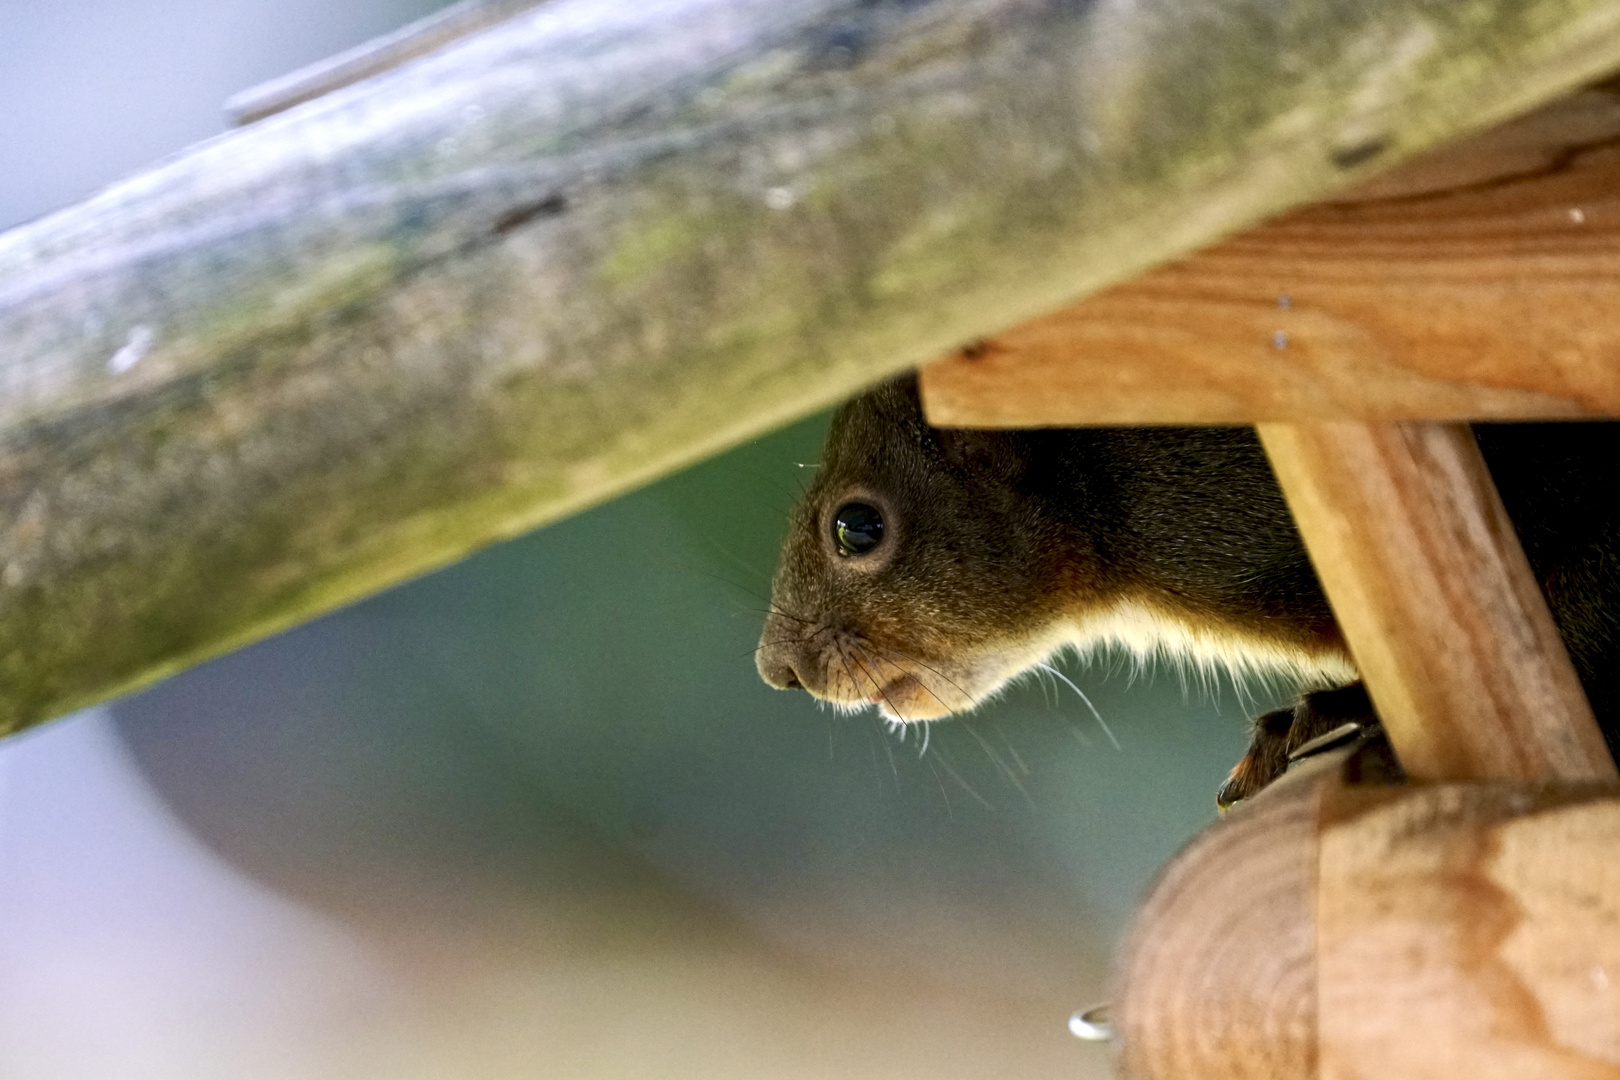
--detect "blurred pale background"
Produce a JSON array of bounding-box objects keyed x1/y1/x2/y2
[{"x1": 0, "y1": 3, "x2": 1263, "y2": 1077}]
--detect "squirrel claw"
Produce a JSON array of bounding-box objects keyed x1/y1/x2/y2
[{"x1": 1218, "y1": 683, "x2": 1380, "y2": 807}]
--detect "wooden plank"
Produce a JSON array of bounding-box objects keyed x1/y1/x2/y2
[
  {"x1": 1257, "y1": 420, "x2": 1616, "y2": 783},
  {"x1": 10, "y1": 0, "x2": 1620, "y2": 734},
  {"x1": 920, "y1": 87, "x2": 1620, "y2": 427}
]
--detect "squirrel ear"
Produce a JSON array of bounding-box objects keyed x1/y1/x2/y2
[{"x1": 935, "y1": 427, "x2": 1027, "y2": 485}]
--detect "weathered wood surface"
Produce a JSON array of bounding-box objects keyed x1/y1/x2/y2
[
  {"x1": 9, "y1": 0, "x2": 1620, "y2": 734},
  {"x1": 1318, "y1": 779, "x2": 1620, "y2": 1079},
  {"x1": 920, "y1": 86, "x2": 1620, "y2": 426},
  {"x1": 1259, "y1": 421, "x2": 1616, "y2": 783}
]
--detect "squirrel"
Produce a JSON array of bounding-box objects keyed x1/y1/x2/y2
[{"x1": 755, "y1": 373, "x2": 1620, "y2": 805}]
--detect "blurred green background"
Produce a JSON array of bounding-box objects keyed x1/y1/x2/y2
[{"x1": 0, "y1": 2, "x2": 1267, "y2": 1077}]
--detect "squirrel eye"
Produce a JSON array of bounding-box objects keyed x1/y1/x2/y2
[{"x1": 832, "y1": 502, "x2": 884, "y2": 557}]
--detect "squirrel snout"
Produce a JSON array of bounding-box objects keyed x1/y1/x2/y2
[
  {"x1": 756, "y1": 622, "x2": 810, "y2": 691},
  {"x1": 758, "y1": 655, "x2": 804, "y2": 691}
]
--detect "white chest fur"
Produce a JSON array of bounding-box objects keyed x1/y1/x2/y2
[{"x1": 1062, "y1": 598, "x2": 1358, "y2": 690}]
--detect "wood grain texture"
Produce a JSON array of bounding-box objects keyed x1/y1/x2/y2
[
  {"x1": 920, "y1": 88, "x2": 1620, "y2": 426},
  {"x1": 1112, "y1": 756, "x2": 1327, "y2": 1080},
  {"x1": 1257, "y1": 420, "x2": 1616, "y2": 783},
  {"x1": 1116, "y1": 755, "x2": 1620, "y2": 1080},
  {"x1": 1318, "y1": 780, "x2": 1620, "y2": 1079},
  {"x1": 15, "y1": 1, "x2": 1620, "y2": 733}
]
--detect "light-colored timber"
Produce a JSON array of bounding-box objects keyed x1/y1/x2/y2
[
  {"x1": 1258, "y1": 420, "x2": 1616, "y2": 783},
  {"x1": 1112, "y1": 756, "x2": 1324, "y2": 1080},
  {"x1": 1316, "y1": 778, "x2": 1620, "y2": 1079},
  {"x1": 920, "y1": 86, "x2": 1620, "y2": 427},
  {"x1": 1114, "y1": 757, "x2": 1620, "y2": 1080}
]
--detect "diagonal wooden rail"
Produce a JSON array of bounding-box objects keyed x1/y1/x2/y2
[{"x1": 1258, "y1": 420, "x2": 1616, "y2": 783}]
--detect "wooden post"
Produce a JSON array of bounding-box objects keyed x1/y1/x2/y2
[
  {"x1": 1257, "y1": 421, "x2": 1616, "y2": 783},
  {"x1": 1257, "y1": 421, "x2": 1619, "y2": 1074}
]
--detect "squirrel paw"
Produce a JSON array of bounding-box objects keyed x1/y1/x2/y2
[{"x1": 1217, "y1": 682, "x2": 1380, "y2": 808}]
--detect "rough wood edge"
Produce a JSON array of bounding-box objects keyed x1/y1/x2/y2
[{"x1": 224, "y1": 0, "x2": 549, "y2": 125}]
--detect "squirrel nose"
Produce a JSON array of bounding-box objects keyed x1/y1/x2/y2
[
  {"x1": 758, "y1": 655, "x2": 804, "y2": 691},
  {"x1": 757, "y1": 613, "x2": 817, "y2": 692}
]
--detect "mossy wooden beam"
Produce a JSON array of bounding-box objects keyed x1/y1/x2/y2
[{"x1": 7, "y1": 0, "x2": 1620, "y2": 734}]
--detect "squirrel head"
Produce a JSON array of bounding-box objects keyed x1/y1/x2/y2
[{"x1": 756, "y1": 373, "x2": 1092, "y2": 721}]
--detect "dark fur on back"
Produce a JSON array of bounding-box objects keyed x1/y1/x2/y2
[{"x1": 1477, "y1": 422, "x2": 1620, "y2": 737}]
